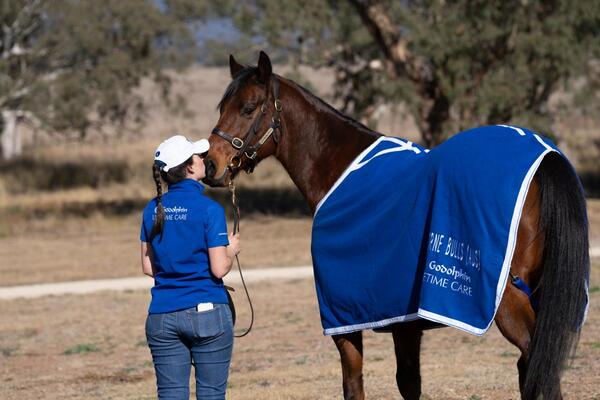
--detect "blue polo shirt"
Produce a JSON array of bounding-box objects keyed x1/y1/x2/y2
[{"x1": 140, "y1": 179, "x2": 230, "y2": 314}]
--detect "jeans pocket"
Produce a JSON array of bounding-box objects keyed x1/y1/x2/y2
[
  {"x1": 145, "y1": 313, "x2": 164, "y2": 337},
  {"x1": 189, "y1": 307, "x2": 224, "y2": 339}
]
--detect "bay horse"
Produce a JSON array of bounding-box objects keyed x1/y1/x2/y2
[{"x1": 203, "y1": 51, "x2": 589, "y2": 400}]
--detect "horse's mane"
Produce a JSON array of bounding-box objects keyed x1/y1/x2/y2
[
  {"x1": 217, "y1": 66, "x2": 259, "y2": 112},
  {"x1": 218, "y1": 65, "x2": 379, "y2": 137},
  {"x1": 285, "y1": 77, "x2": 380, "y2": 136}
]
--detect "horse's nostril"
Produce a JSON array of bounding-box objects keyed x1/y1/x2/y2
[{"x1": 204, "y1": 158, "x2": 216, "y2": 178}]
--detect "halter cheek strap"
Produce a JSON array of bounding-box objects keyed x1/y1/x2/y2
[{"x1": 211, "y1": 78, "x2": 283, "y2": 173}]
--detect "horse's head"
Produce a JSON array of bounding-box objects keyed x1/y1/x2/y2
[{"x1": 203, "y1": 51, "x2": 283, "y2": 187}]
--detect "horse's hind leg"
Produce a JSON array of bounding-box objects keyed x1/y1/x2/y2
[
  {"x1": 392, "y1": 324, "x2": 422, "y2": 400},
  {"x1": 496, "y1": 286, "x2": 563, "y2": 399},
  {"x1": 332, "y1": 331, "x2": 365, "y2": 400},
  {"x1": 495, "y1": 180, "x2": 562, "y2": 399},
  {"x1": 495, "y1": 283, "x2": 537, "y2": 397}
]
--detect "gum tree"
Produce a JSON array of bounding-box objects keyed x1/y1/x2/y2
[
  {"x1": 0, "y1": 0, "x2": 197, "y2": 160},
  {"x1": 225, "y1": 0, "x2": 600, "y2": 146}
]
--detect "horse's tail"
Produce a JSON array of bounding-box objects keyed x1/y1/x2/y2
[{"x1": 523, "y1": 152, "x2": 589, "y2": 399}]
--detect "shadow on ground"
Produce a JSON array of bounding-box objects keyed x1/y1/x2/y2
[{"x1": 2, "y1": 187, "x2": 311, "y2": 219}]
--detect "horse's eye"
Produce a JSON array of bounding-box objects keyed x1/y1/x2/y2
[{"x1": 241, "y1": 103, "x2": 257, "y2": 116}]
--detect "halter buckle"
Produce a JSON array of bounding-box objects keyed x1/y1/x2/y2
[
  {"x1": 229, "y1": 156, "x2": 242, "y2": 169},
  {"x1": 245, "y1": 151, "x2": 257, "y2": 160},
  {"x1": 231, "y1": 137, "x2": 244, "y2": 149},
  {"x1": 274, "y1": 99, "x2": 282, "y2": 112}
]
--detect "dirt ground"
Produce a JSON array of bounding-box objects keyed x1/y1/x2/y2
[
  {"x1": 1, "y1": 199, "x2": 599, "y2": 287},
  {"x1": 1, "y1": 264, "x2": 599, "y2": 400},
  {"x1": 587, "y1": 198, "x2": 600, "y2": 247},
  {"x1": 1, "y1": 200, "x2": 599, "y2": 399},
  {"x1": 0, "y1": 215, "x2": 312, "y2": 286},
  {"x1": 2, "y1": 61, "x2": 599, "y2": 398}
]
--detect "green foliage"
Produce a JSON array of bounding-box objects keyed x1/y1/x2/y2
[
  {"x1": 64, "y1": 343, "x2": 101, "y2": 355},
  {"x1": 0, "y1": 156, "x2": 129, "y2": 193},
  {"x1": 1, "y1": 345, "x2": 18, "y2": 356},
  {"x1": 210, "y1": 0, "x2": 600, "y2": 145},
  {"x1": 0, "y1": 0, "x2": 200, "y2": 151}
]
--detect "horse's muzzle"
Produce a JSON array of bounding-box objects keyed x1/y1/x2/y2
[
  {"x1": 204, "y1": 158, "x2": 216, "y2": 179},
  {"x1": 202, "y1": 158, "x2": 229, "y2": 187}
]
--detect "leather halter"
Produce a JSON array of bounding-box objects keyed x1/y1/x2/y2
[
  {"x1": 211, "y1": 77, "x2": 283, "y2": 174},
  {"x1": 209, "y1": 77, "x2": 284, "y2": 337}
]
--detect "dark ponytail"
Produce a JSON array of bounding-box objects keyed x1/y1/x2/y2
[
  {"x1": 150, "y1": 163, "x2": 166, "y2": 241},
  {"x1": 148, "y1": 156, "x2": 194, "y2": 241}
]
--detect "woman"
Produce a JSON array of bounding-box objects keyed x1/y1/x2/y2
[{"x1": 140, "y1": 134, "x2": 240, "y2": 400}]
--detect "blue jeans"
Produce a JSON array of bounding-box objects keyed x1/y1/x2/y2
[{"x1": 146, "y1": 303, "x2": 234, "y2": 400}]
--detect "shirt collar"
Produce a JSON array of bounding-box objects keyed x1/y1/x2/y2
[{"x1": 168, "y1": 178, "x2": 205, "y2": 194}]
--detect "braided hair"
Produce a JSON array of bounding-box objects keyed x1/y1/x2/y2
[
  {"x1": 149, "y1": 156, "x2": 195, "y2": 241},
  {"x1": 149, "y1": 163, "x2": 166, "y2": 241}
]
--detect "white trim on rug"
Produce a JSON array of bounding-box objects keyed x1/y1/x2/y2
[
  {"x1": 315, "y1": 137, "x2": 421, "y2": 216},
  {"x1": 323, "y1": 313, "x2": 420, "y2": 336},
  {"x1": 486, "y1": 148, "x2": 555, "y2": 332},
  {"x1": 317, "y1": 128, "x2": 571, "y2": 336},
  {"x1": 417, "y1": 308, "x2": 486, "y2": 336}
]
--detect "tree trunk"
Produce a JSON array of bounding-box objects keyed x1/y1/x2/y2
[
  {"x1": 1, "y1": 110, "x2": 22, "y2": 160},
  {"x1": 347, "y1": 0, "x2": 451, "y2": 147},
  {"x1": 415, "y1": 81, "x2": 450, "y2": 148}
]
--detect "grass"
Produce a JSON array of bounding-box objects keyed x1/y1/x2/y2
[
  {"x1": 64, "y1": 343, "x2": 101, "y2": 355},
  {"x1": 0, "y1": 140, "x2": 301, "y2": 229},
  {"x1": 1, "y1": 273, "x2": 599, "y2": 399},
  {"x1": 1, "y1": 65, "x2": 598, "y2": 222},
  {"x1": 1, "y1": 346, "x2": 19, "y2": 357},
  {"x1": 1, "y1": 203, "x2": 596, "y2": 287},
  {"x1": 588, "y1": 199, "x2": 600, "y2": 243},
  {"x1": 0, "y1": 214, "x2": 313, "y2": 286}
]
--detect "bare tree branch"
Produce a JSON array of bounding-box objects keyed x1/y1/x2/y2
[
  {"x1": 1, "y1": 0, "x2": 42, "y2": 59},
  {"x1": 9, "y1": 0, "x2": 41, "y2": 30},
  {"x1": 346, "y1": 0, "x2": 424, "y2": 82}
]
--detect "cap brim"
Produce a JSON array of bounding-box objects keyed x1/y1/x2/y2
[{"x1": 192, "y1": 139, "x2": 210, "y2": 154}]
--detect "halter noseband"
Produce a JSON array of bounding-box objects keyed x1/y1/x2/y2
[{"x1": 211, "y1": 77, "x2": 283, "y2": 173}]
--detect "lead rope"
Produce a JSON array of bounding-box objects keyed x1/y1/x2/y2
[{"x1": 229, "y1": 180, "x2": 254, "y2": 337}]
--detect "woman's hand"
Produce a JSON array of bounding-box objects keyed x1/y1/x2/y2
[{"x1": 227, "y1": 233, "x2": 241, "y2": 258}]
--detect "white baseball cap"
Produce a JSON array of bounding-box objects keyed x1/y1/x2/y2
[{"x1": 154, "y1": 135, "x2": 210, "y2": 172}]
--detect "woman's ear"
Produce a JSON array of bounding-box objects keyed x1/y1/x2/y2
[{"x1": 186, "y1": 161, "x2": 196, "y2": 177}]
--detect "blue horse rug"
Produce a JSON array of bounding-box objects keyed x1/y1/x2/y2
[{"x1": 311, "y1": 125, "x2": 567, "y2": 336}]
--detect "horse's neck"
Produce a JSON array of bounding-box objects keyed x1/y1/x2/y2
[{"x1": 275, "y1": 81, "x2": 380, "y2": 214}]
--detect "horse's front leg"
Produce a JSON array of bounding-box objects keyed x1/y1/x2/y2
[
  {"x1": 392, "y1": 323, "x2": 423, "y2": 400},
  {"x1": 332, "y1": 331, "x2": 365, "y2": 400}
]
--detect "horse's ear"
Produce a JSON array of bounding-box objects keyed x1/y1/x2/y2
[
  {"x1": 257, "y1": 51, "x2": 272, "y2": 83},
  {"x1": 229, "y1": 55, "x2": 244, "y2": 79}
]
